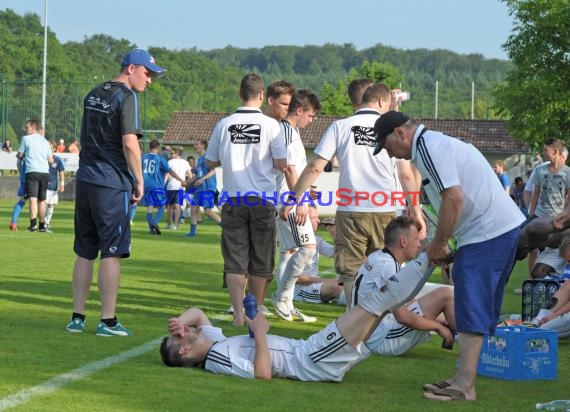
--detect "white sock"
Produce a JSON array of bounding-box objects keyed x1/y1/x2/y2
[
  {"x1": 45, "y1": 206, "x2": 54, "y2": 225},
  {"x1": 276, "y1": 247, "x2": 316, "y2": 300}
]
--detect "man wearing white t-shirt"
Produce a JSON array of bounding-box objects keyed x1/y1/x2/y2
[
  {"x1": 281, "y1": 81, "x2": 425, "y2": 307},
  {"x1": 205, "y1": 73, "x2": 287, "y2": 327},
  {"x1": 373, "y1": 111, "x2": 525, "y2": 402},
  {"x1": 272, "y1": 90, "x2": 322, "y2": 322},
  {"x1": 166, "y1": 148, "x2": 191, "y2": 230}
]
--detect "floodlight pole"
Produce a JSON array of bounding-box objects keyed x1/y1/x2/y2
[{"x1": 41, "y1": 0, "x2": 48, "y2": 128}]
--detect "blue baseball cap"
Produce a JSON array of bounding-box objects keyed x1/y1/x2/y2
[{"x1": 121, "y1": 49, "x2": 166, "y2": 77}]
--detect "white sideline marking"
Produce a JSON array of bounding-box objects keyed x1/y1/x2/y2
[{"x1": 0, "y1": 338, "x2": 162, "y2": 411}]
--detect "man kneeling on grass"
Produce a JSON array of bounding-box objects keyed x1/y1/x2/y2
[{"x1": 160, "y1": 217, "x2": 438, "y2": 381}]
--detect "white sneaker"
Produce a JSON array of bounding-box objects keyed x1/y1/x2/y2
[
  {"x1": 227, "y1": 305, "x2": 235, "y2": 314},
  {"x1": 290, "y1": 308, "x2": 317, "y2": 323},
  {"x1": 272, "y1": 296, "x2": 292, "y2": 321},
  {"x1": 259, "y1": 305, "x2": 274, "y2": 317}
]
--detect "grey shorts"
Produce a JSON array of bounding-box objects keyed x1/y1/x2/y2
[{"x1": 221, "y1": 198, "x2": 276, "y2": 278}]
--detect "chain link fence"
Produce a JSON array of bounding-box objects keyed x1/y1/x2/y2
[{"x1": 0, "y1": 77, "x2": 155, "y2": 148}]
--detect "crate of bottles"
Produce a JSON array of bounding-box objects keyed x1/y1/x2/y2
[
  {"x1": 521, "y1": 279, "x2": 561, "y2": 322},
  {"x1": 477, "y1": 326, "x2": 557, "y2": 380}
]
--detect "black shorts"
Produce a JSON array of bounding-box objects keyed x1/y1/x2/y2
[
  {"x1": 73, "y1": 182, "x2": 132, "y2": 260},
  {"x1": 167, "y1": 190, "x2": 180, "y2": 206},
  {"x1": 221, "y1": 198, "x2": 276, "y2": 278},
  {"x1": 25, "y1": 172, "x2": 49, "y2": 201}
]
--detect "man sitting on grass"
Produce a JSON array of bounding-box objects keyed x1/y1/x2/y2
[{"x1": 160, "y1": 217, "x2": 445, "y2": 381}]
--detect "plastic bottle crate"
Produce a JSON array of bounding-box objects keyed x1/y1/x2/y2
[
  {"x1": 477, "y1": 326, "x2": 557, "y2": 381},
  {"x1": 521, "y1": 279, "x2": 561, "y2": 322}
]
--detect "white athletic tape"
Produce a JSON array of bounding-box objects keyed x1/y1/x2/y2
[{"x1": 0, "y1": 338, "x2": 162, "y2": 411}]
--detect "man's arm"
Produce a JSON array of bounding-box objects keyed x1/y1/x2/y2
[
  {"x1": 205, "y1": 159, "x2": 221, "y2": 169},
  {"x1": 280, "y1": 155, "x2": 329, "y2": 225},
  {"x1": 244, "y1": 312, "x2": 272, "y2": 380},
  {"x1": 392, "y1": 305, "x2": 453, "y2": 346},
  {"x1": 528, "y1": 184, "x2": 540, "y2": 217},
  {"x1": 396, "y1": 160, "x2": 426, "y2": 239},
  {"x1": 426, "y1": 186, "x2": 463, "y2": 264},
  {"x1": 123, "y1": 134, "x2": 143, "y2": 202},
  {"x1": 167, "y1": 307, "x2": 212, "y2": 337},
  {"x1": 58, "y1": 170, "x2": 65, "y2": 192},
  {"x1": 168, "y1": 169, "x2": 187, "y2": 186}
]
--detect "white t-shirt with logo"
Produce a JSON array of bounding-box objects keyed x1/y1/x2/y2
[
  {"x1": 205, "y1": 107, "x2": 286, "y2": 203},
  {"x1": 314, "y1": 109, "x2": 398, "y2": 212}
]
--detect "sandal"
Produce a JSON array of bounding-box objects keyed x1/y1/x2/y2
[
  {"x1": 422, "y1": 381, "x2": 451, "y2": 392},
  {"x1": 423, "y1": 387, "x2": 467, "y2": 401}
]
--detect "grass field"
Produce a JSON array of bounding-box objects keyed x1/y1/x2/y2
[{"x1": 0, "y1": 199, "x2": 568, "y2": 411}]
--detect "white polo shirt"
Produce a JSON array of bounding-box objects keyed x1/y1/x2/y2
[
  {"x1": 314, "y1": 109, "x2": 398, "y2": 212},
  {"x1": 411, "y1": 124, "x2": 525, "y2": 247},
  {"x1": 205, "y1": 107, "x2": 286, "y2": 203}
]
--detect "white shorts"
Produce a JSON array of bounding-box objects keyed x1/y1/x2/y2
[
  {"x1": 294, "y1": 282, "x2": 346, "y2": 305},
  {"x1": 541, "y1": 312, "x2": 570, "y2": 338},
  {"x1": 299, "y1": 321, "x2": 371, "y2": 382},
  {"x1": 276, "y1": 210, "x2": 316, "y2": 252},
  {"x1": 294, "y1": 283, "x2": 324, "y2": 303},
  {"x1": 46, "y1": 190, "x2": 59, "y2": 205},
  {"x1": 536, "y1": 247, "x2": 566, "y2": 274},
  {"x1": 364, "y1": 301, "x2": 432, "y2": 356}
]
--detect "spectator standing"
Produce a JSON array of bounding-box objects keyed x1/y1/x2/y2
[
  {"x1": 187, "y1": 139, "x2": 221, "y2": 237},
  {"x1": 45, "y1": 140, "x2": 65, "y2": 229},
  {"x1": 493, "y1": 160, "x2": 510, "y2": 193},
  {"x1": 166, "y1": 148, "x2": 191, "y2": 230},
  {"x1": 65, "y1": 49, "x2": 166, "y2": 336},
  {"x1": 68, "y1": 139, "x2": 80, "y2": 154},
  {"x1": 2, "y1": 138, "x2": 12, "y2": 152},
  {"x1": 205, "y1": 73, "x2": 287, "y2": 326},
  {"x1": 16, "y1": 119, "x2": 53, "y2": 232},
  {"x1": 142, "y1": 139, "x2": 186, "y2": 235},
  {"x1": 56, "y1": 139, "x2": 66, "y2": 153},
  {"x1": 373, "y1": 111, "x2": 525, "y2": 401}
]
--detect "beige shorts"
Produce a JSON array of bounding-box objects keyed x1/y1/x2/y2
[{"x1": 335, "y1": 210, "x2": 395, "y2": 283}]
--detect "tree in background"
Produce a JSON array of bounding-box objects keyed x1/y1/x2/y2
[
  {"x1": 320, "y1": 61, "x2": 403, "y2": 115},
  {"x1": 495, "y1": 0, "x2": 570, "y2": 148}
]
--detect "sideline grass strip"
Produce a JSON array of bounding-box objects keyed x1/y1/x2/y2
[{"x1": 0, "y1": 338, "x2": 162, "y2": 411}]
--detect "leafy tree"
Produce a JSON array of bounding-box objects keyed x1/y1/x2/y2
[
  {"x1": 495, "y1": 0, "x2": 570, "y2": 148},
  {"x1": 320, "y1": 61, "x2": 403, "y2": 115}
]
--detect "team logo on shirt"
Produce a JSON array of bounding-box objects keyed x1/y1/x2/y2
[
  {"x1": 352, "y1": 126, "x2": 376, "y2": 147},
  {"x1": 228, "y1": 124, "x2": 261, "y2": 144}
]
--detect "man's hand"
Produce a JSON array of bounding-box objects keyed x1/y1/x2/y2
[
  {"x1": 426, "y1": 241, "x2": 451, "y2": 266},
  {"x1": 167, "y1": 317, "x2": 189, "y2": 337},
  {"x1": 436, "y1": 325, "x2": 454, "y2": 348},
  {"x1": 131, "y1": 180, "x2": 144, "y2": 203},
  {"x1": 294, "y1": 204, "x2": 308, "y2": 226},
  {"x1": 554, "y1": 211, "x2": 570, "y2": 229},
  {"x1": 280, "y1": 204, "x2": 294, "y2": 221},
  {"x1": 244, "y1": 311, "x2": 270, "y2": 335}
]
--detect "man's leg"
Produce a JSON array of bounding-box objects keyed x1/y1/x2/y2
[
  {"x1": 71, "y1": 256, "x2": 95, "y2": 315},
  {"x1": 226, "y1": 272, "x2": 246, "y2": 326},
  {"x1": 28, "y1": 197, "x2": 38, "y2": 220},
  {"x1": 38, "y1": 199, "x2": 47, "y2": 224},
  {"x1": 98, "y1": 256, "x2": 121, "y2": 320},
  {"x1": 417, "y1": 287, "x2": 456, "y2": 330}
]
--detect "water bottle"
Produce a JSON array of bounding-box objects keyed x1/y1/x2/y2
[
  {"x1": 243, "y1": 293, "x2": 257, "y2": 338},
  {"x1": 536, "y1": 400, "x2": 570, "y2": 410}
]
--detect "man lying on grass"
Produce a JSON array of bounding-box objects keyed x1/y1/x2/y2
[{"x1": 160, "y1": 217, "x2": 446, "y2": 381}]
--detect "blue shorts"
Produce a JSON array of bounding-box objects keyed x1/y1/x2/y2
[
  {"x1": 453, "y1": 226, "x2": 520, "y2": 335},
  {"x1": 141, "y1": 187, "x2": 168, "y2": 207},
  {"x1": 192, "y1": 190, "x2": 216, "y2": 209},
  {"x1": 73, "y1": 182, "x2": 132, "y2": 260}
]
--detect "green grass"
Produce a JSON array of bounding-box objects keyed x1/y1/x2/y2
[{"x1": 0, "y1": 199, "x2": 568, "y2": 411}]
